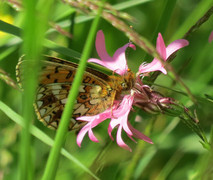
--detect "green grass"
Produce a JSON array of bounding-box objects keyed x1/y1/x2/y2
[{"x1": 0, "y1": 0, "x2": 213, "y2": 180}]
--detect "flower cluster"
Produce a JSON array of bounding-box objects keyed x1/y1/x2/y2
[{"x1": 76, "y1": 30, "x2": 189, "y2": 151}]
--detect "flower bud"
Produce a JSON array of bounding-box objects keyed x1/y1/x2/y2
[
  {"x1": 158, "y1": 98, "x2": 184, "y2": 116},
  {"x1": 133, "y1": 85, "x2": 184, "y2": 116}
]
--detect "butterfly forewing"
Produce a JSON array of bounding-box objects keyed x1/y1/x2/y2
[{"x1": 16, "y1": 56, "x2": 116, "y2": 130}]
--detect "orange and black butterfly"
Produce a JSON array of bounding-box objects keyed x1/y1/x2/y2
[{"x1": 16, "y1": 56, "x2": 135, "y2": 131}]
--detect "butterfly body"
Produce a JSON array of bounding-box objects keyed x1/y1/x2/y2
[{"x1": 16, "y1": 56, "x2": 135, "y2": 130}]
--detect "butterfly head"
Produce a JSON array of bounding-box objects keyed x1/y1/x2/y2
[
  {"x1": 120, "y1": 70, "x2": 135, "y2": 91},
  {"x1": 111, "y1": 70, "x2": 135, "y2": 100}
]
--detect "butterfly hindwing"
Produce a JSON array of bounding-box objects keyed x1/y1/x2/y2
[{"x1": 17, "y1": 56, "x2": 116, "y2": 130}]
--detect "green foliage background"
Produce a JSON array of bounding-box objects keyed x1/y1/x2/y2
[{"x1": 0, "y1": 0, "x2": 213, "y2": 179}]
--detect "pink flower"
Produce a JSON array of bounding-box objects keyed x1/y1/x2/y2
[
  {"x1": 108, "y1": 94, "x2": 153, "y2": 151},
  {"x1": 76, "y1": 30, "x2": 152, "y2": 151},
  {"x1": 77, "y1": 94, "x2": 153, "y2": 151},
  {"x1": 88, "y1": 30, "x2": 136, "y2": 75},
  {"x1": 139, "y1": 33, "x2": 189, "y2": 74},
  {"x1": 76, "y1": 104, "x2": 118, "y2": 147},
  {"x1": 209, "y1": 31, "x2": 213, "y2": 43}
]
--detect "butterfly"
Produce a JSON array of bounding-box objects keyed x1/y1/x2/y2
[{"x1": 16, "y1": 56, "x2": 135, "y2": 131}]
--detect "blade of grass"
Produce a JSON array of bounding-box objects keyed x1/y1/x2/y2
[
  {"x1": 41, "y1": 1, "x2": 105, "y2": 179},
  {"x1": 46, "y1": 0, "x2": 152, "y2": 35},
  {"x1": 44, "y1": 39, "x2": 81, "y2": 59},
  {"x1": 170, "y1": 0, "x2": 213, "y2": 41},
  {"x1": 0, "y1": 20, "x2": 82, "y2": 59},
  {"x1": 21, "y1": 0, "x2": 55, "y2": 179},
  {"x1": 155, "y1": 149, "x2": 184, "y2": 180},
  {"x1": 20, "y1": 1, "x2": 38, "y2": 179},
  {"x1": 53, "y1": 6, "x2": 76, "y2": 22},
  {"x1": 133, "y1": 118, "x2": 180, "y2": 179},
  {"x1": 0, "y1": 19, "x2": 21, "y2": 37},
  {"x1": 0, "y1": 100, "x2": 99, "y2": 180}
]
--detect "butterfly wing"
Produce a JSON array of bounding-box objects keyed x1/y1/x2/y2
[{"x1": 16, "y1": 56, "x2": 116, "y2": 130}]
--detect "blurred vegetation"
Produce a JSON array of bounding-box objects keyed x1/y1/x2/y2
[{"x1": 0, "y1": 0, "x2": 213, "y2": 180}]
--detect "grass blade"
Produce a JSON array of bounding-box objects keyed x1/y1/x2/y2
[
  {"x1": 41, "y1": 1, "x2": 105, "y2": 179},
  {"x1": 171, "y1": 0, "x2": 213, "y2": 41},
  {"x1": 20, "y1": 0, "x2": 55, "y2": 179}
]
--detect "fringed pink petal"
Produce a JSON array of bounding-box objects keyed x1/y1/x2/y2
[
  {"x1": 156, "y1": 33, "x2": 167, "y2": 60},
  {"x1": 113, "y1": 43, "x2": 136, "y2": 75},
  {"x1": 128, "y1": 122, "x2": 153, "y2": 144},
  {"x1": 95, "y1": 30, "x2": 111, "y2": 61},
  {"x1": 166, "y1": 39, "x2": 189, "y2": 59},
  {"x1": 116, "y1": 126, "x2": 132, "y2": 152},
  {"x1": 76, "y1": 123, "x2": 92, "y2": 147},
  {"x1": 138, "y1": 33, "x2": 188, "y2": 75},
  {"x1": 88, "y1": 129, "x2": 99, "y2": 142},
  {"x1": 109, "y1": 118, "x2": 119, "y2": 129},
  {"x1": 139, "y1": 59, "x2": 167, "y2": 74},
  {"x1": 88, "y1": 30, "x2": 134, "y2": 75},
  {"x1": 76, "y1": 115, "x2": 97, "y2": 121},
  {"x1": 76, "y1": 108, "x2": 112, "y2": 147},
  {"x1": 120, "y1": 111, "x2": 133, "y2": 136},
  {"x1": 108, "y1": 124, "x2": 114, "y2": 140},
  {"x1": 87, "y1": 58, "x2": 108, "y2": 67}
]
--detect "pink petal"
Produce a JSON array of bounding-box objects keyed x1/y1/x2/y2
[
  {"x1": 139, "y1": 59, "x2": 167, "y2": 74},
  {"x1": 107, "y1": 95, "x2": 135, "y2": 151},
  {"x1": 128, "y1": 122, "x2": 153, "y2": 144},
  {"x1": 76, "y1": 108, "x2": 113, "y2": 147},
  {"x1": 112, "y1": 95, "x2": 134, "y2": 116},
  {"x1": 108, "y1": 113, "x2": 133, "y2": 142},
  {"x1": 156, "y1": 33, "x2": 167, "y2": 60},
  {"x1": 76, "y1": 115, "x2": 96, "y2": 121},
  {"x1": 77, "y1": 107, "x2": 112, "y2": 124},
  {"x1": 138, "y1": 33, "x2": 188, "y2": 75},
  {"x1": 88, "y1": 129, "x2": 99, "y2": 142},
  {"x1": 113, "y1": 43, "x2": 136, "y2": 75},
  {"x1": 122, "y1": 117, "x2": 133, "y2": 136},
  {"x1": 108, "y1": 124, "x2": 114, "y2": 140},
  {"x1": 88, "y1": 30, "x2": 135, "y2": 75},
  {"x1": 166, "y1": 39, "x2": 189, "y2": 59},
  {"x1": 109, "y1": 118, "x2": 119, "y2": 129},
  {"x1": 129, "y1": 43, "x2": 136, "y2": 50},
  {"x1": 209, "y1": 31, "x2": 213, "y2": 43},
  {"x1": 76, "y1": 124, "x2": 91, "y2": 147},
  {"x1": 87, "y1": 58, "x2": 108, "y2": 67},
  {"x1": 95, "y1": 30, "x2": 111, "y2": 61},
  {"x1": 116, "y1": 126, "x2": 132, "y2": 152}
]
